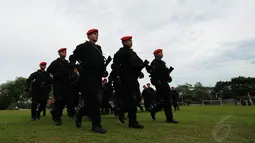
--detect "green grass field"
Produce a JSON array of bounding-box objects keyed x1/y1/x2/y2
[{"x1": 0, "y1": 105, "x2": 254, "y2": 143}]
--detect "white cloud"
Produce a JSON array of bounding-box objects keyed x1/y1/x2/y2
[{"x1": 0, "y1": 0, "x2": 255, "y2": 88}]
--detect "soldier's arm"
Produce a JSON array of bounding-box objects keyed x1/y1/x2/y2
[
  {"x1": 150, "y1": 61, "x2": 160, "y2": 77},
  {"x1": 69, "y1": 54, "x2": 77, "y2": 66},
  {"x1": 25, "y1": 72, "x2": 36, "y2": 90},
  {"x1": 111, "y1": 51, "x2": 123, "y2": 77},
  {"x1": 47, "y1": 61, "x2": 56, "y2": 75}
]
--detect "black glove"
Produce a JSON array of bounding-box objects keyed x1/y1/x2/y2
[
  {"x1": 139, "y1": 72, "x2": 144, "y2": 79},
  {"x1": 144, "y1": 60, "x2": 150, "y2": 66},
  {"x1": 103, "y1": 71, "x2": 108, "y2": 77},
  {"x1": 169, "y1": 66, "x2": 174, "y2": 73},
  {"x1": 168, "y1": 76, "x2": 172, "y2": 83}
]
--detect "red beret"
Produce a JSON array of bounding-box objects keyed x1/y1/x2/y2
[
  {"x1": 121, "y1": 36, "x2": 132, "y2": 41},
  {"x1": 171, "y1": 86, "x2": 174, "y2": 89},
  {"x1": 57, "y1": 48, "x2": 66, "y2": 53},
  {"x1": 40, "y1": 62, "x2": 47, "y2": 66},
  {"x1": 87, "y1": 29, "x2": 98, "y2": 35},
  {"x1": 103, "y1": 78, "x2": 107, "y2": 81},
  {"x1": 153, "y1": 49, "x2": 163, "y2": 54}
]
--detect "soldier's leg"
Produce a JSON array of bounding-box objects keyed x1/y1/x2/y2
[
  {"x1": 66, "y1": 98, "x2": 75, "y2": 118},
  {"x1": 87, "y1": 91, "x2": 101, "y2": 126},
  {"x1": 137, "y1": 104, "x2": 144, "y2": 112},
  {"x1": 37, "y1": 100, "x2": 47, "y2": 118},
  {"x1": 53, "y1": 99, "x2": 64, "y2": 125},
  {"x1": 127, "y1": 94, "x2": 144, "y2": 129},
  {"x1": 108, "y1": 103, "x2": 114, "y2": 114},
  {"x1": 43, "y1": 105, "x2": 46, "y2": 116},
  {"x1": 31, "y1": 100, "x2": 38, "y2": 120},
  {"x1": 118, "y1": 100, "x2": 127, "y2": 123},
  {"x1": 176, "y1": 103, "x2": 180, "y2": 111},
  {"x1": 148, "y1": 85, "x2": 165, "y2": 120},
  {"x1": 173, "y1": 101, "x2": 177, "y2": 111},
  {"x1": 161, "y1": 84, "x2": 179, "y2": 123}
]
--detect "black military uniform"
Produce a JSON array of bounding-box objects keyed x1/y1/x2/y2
[
  {"x1": 111, "y1": 36, "x2": 144, "y2": 128},
  {"x1": 142, "y1": 86, "x2": 156, "y2": 111},
  {"x1": 47, "y1": 48, "x2": 74, "y2": 125},
  {"x1": 25, "y1": 62, "x2": 51, "y2": 120},
  {"x1": 101, "y1": 79, "x2": 114, "y2": 115},
  {"x1": 171, "y1": 88, "x2": 180, "y2": 111},
  {"x1": 69, "y1": 28, "x2": 107, "y2": 134},
  {"x1": 149, "y1": 49, "x2": 178, "y2": 123}
]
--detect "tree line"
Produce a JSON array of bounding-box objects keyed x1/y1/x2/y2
[{"x1": 0, "y1": 76, "x2": 254, "y2": 109}]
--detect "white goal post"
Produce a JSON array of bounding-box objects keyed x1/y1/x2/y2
[{"x1": 202, "y1": 100, "x2": 223, "y2": 106}]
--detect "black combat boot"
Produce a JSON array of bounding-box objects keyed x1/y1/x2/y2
[
  {"x1": 129, "y1": 122, "x2": 144, "y2": 129},
  {"x1": 55, "y1": 119, "x2": 62, "y2": 126},
  {"x1": 75, "y1": 109, "x2": 83, "y2": 128},
  {"x1": 31, "y1": 117, "x2": 37, "y2": 121},
  {"x1": 75, "y1": 114, "x2": 82, "y2": 128},
  {"x1": 92, "y1": 125, "x2": 107, "y2": 134},
  {"x1": 118, "y1": 114, "x2": 125, "y2": 123},
  {"x1": 166, "y1": 119, "x2": 179, "y2": 124}
]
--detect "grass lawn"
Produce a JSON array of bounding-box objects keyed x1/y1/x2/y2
[{"x1": 0, "y1": 105, "x2": 254, "y2": 143}]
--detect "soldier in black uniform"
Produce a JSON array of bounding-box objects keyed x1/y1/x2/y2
[
  {"x1": 149, "y1": 49, "x2": 179, "y2": 123},
  {"x1": 142, "y1": 83, "x2": 156, "y2": 111},
  {"x1": 101, "y1": 78, "x2": 114, "y2": 115},
  {"x1": 111, "y1": 36, "x2": 144, "y2": 129},
  {"x1": 47, "y1": 48, "x2": 74, "y2": 125},
  {"x1": 69, "y1": 29, "x2": 107, "y2": 134},
  {"x1": 25, "y1": 62, "x2": 52, "y2": 120},
  {"x1": 171, "y1": 87, "x2": 180, "y2": 111}
]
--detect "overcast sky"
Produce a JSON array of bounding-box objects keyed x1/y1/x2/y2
[{"x1": 0, "y1": 0, "x2": 255, "y2": 87}]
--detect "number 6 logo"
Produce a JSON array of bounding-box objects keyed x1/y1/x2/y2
[{"x1": 212, "y1": 115, "x2": 233, "y2": 142}]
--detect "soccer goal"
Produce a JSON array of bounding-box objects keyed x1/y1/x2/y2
[{"x1": 202, "y1": 100, "x2": 223, "y2": 106}]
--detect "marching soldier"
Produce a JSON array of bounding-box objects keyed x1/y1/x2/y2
[
  {"x1": 101, "y1": 78, "x2": 114, "y2": 115},
  {"x1": 69, "y1": 28, "x2": 107, "y2": 134},
  {"x1": 47, "y1": 48, "x2": 74, "y2": 125},
  {"x1": 111, "y1": 36, "x2": 144, "y2": 129},
  {"x1": 25, "y1": 62, "x2": 52, "y2": 120},
  {"x1": 142, "y1": 85, "x2": 155, "y2": 111},
  {"x1": 171, "y1": 87, "x2": 180, "y2": 111},
  {"x1": 149, "y1": 49, "x2": 179, "y2": 123}
]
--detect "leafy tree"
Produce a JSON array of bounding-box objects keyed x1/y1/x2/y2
[{"x1": 0, "y1": 77, "x2": 27, "y2": 109}]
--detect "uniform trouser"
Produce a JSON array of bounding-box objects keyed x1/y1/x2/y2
[
  {"x1": 52, "y1": 98, "x2": 74, "y2": 120},
  {"x1": 52, "y1": 83, "x2": 74, "y2": 120},
  {"x1": 119, "y1": 78, "x2": 139, "y2": 125},
  {"x1": 79, "y1": 71, "x2": 102, "y2": 127},
  {"x1": 38, "y1": 100, "x2": 47, "y2": 116},
  {"x1": 120, "y1": 94, "x2": 137, "y2": 125},
  {"x1": 31, "y1": 100, "x2": 47, "y2": 118},
  {"x1": 79, "y1": 89, "x2": 102, "y2": 126},
  {"x1": 153, "y1": 83, "x2": 173, "y2": 120},
  {"x1": 172, "y1": 100, "x2": 179, "y2": 110},
  {"x1": 101, "y1": 101, "x2": 112, "y2": 114},
  {"x1": 144, "y1": 99, "x2": 154, "y2": 111},
  {"x1": 31, "y1": 101, "x2": 38, "y2": 118}
]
